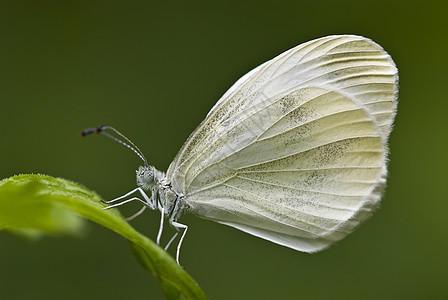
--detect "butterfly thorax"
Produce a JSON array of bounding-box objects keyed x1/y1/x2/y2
[{"x1": 136, "y1": 165, "x2": 185, "y2": 223}]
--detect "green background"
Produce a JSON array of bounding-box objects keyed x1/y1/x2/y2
[{"x1": 1, "y1": 1, "x2": 446, "y2": 299}]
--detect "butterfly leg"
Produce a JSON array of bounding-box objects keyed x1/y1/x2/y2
[
  {"x1": 156, "y1": 207, "x2": 165, "y2": 245},
  {"x1": 102, "y1": 196, "x2": 149, "y2": 209},
  {"x1": 164, "y1": 231, "x2": 179, "y2": 251},
  {"x1": 125, "y1": 205, "x2": 147, "y2": 221},
  {"x1": 103, "y1": 187, "x2": 155, "y2": 208},
  {"x1": 102, "y1": 188, "x2": 155, "y2": 222},
  {"x1": 171, "y1": 221, "x2": 188, "y2": 265}
]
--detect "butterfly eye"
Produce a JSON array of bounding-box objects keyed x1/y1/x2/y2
[{"x1": 136, "y1": 166, "x2": 156, "y2": 190}]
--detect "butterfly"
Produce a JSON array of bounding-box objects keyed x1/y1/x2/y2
[{"x1": 83, "y1": 35, "x2": 398, "y2": 264}]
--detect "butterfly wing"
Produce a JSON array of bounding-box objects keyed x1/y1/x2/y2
[{"x1": 166, "y1": 35, "x2": 398, "y2": 252}]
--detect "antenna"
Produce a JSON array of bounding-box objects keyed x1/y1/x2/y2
[{"x1": 82, "y1": 125, "x2": 149, "y2": 166}]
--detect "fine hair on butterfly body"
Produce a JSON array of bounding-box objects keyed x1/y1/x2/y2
[{"x1": 83, "y1": 35, "x2": 398, "y2": 265}]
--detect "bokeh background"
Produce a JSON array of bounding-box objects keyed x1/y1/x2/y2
[{"x1": 1, "y1": 1, "x2": 447, "y2": 299}]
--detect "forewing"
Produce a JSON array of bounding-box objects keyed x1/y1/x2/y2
[{"x1": 167, "y1": 35, "x2": 398, "y2": 252}]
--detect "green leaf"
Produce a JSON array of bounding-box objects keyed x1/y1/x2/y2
[{"x1": 0, "y1": 174, "x2": 207, "y2": 300}]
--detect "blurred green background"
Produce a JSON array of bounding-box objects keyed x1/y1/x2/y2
[{"x1": 1, "y1": 0, "x2": 447, "y2": 299}]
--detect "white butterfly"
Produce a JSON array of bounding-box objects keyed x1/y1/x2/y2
[{"x1": 84, "y1": 35, "x2": 398, "y2": 264}]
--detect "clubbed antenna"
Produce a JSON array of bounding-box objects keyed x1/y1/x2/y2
[{"x1": 82, "y1": 125, "x2": 149, "y2": 166}]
